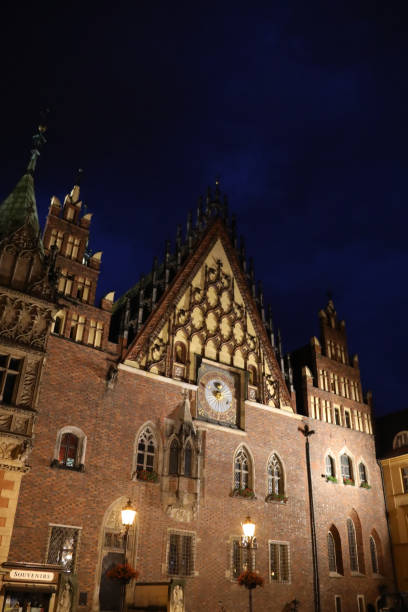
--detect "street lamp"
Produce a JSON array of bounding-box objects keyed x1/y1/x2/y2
[
  {"x1": 120, "y1": 500, "x2": 136, "y2": 612},
  {"x1": 241, "y1": 517, "x2": 256, "y2": 612}
]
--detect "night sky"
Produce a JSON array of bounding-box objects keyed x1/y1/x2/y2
[{"x1": 1, "y1": 1, "x2": 407, "y2": 416}]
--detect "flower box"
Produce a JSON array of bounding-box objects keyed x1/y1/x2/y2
[
  {"x1": 136, "y1": 469, "x2": 159, "y2": 483},
  {"x1": 265, "y1": 492, "x2": 288, "y2": 503},
  {"x1": 343, "y1": 477, "x2": 355, "y2": 486},
  {"x1": 325, "y1": 475, "x2": 338, "y2": 484},
  {"x1": 360, "y1": 482, "x2": 371, "y2": 489},
  {"x1": 230, "y1": 487, "x2": 256, "y2": 499}
]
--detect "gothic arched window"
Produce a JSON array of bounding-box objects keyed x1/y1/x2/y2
[
  {"x1": 59, "y1": 433, "x2": 78, "y2": 468},
  {"x1": 370, "y1": 536, "x2": 378, "y2": 574},
  {"x1": 52, "y1": 426, "x2": 87, "y2": 471},
  {"x1": 234, "y1": 447, "x2": 250, "y2": 490},
  {"x1": 136, "y1": 427, "x2": 156, "y2": 474},
  {"x1": 340, "y1": 454, "x2": 353, "y2": 481},
  {"x1": 267, "y1": 454, "x2": 284, "y2": 495},
  {"x1": 359, "y1": 462, "x2": 367, "y2": 485},
  {"x1": 347, "y1": 518, "x2": 359, "y2": 572},
  {"x1": 327, "y1": 531, "x2": 337, "y2": 572},
  {"x1": 169, "y1": 439, "x2": 179, "y2": 475}
]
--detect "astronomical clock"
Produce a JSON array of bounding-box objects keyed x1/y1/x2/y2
[{"x1": 197, "y1": 361, "x2": 240, "y2": 427}]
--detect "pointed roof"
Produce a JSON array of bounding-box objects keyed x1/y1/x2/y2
[
  {"x1": 0, "y1": 123, "x2": 47, "y2": 244},
  {"x1": 0, "y1": 171, "x2": 40, "y2": 241}
]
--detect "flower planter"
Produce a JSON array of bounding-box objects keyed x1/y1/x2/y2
[
  {"x1": 343, "y1": 478, "x2": 355, "y2": 486},
  {"x1": 230, "y1": 488, "x2": 256, "y2": 499},
  {"x1": 265, "y1": 493, "x2": 288, "y2": 503}
]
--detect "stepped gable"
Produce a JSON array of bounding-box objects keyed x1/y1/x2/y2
[{"x1": 119, "y1": 181, "x2": 293, "y2": 411}]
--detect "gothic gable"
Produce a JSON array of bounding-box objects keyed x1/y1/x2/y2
[{"x1": 125, "y1": 219, "x2": 293, "y2": 411}]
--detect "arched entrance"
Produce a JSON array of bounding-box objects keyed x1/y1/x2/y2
[{"x1": 98, "y1": 499, "x2": 137, "y2": 612}]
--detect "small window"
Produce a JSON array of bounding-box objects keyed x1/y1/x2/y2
[
  {"x1": 47, "y1": 525, "x2": 80, "y2": 572},
  {"x1": 169, "y1": 439, "x2": 179, "y2": 475},
  {"x1": 234, "y1": 447, "x2": 250, "y2": 491},
  {"x1": 269, "y1": 541, "x2": 290, "y2": 583},
  {"x1": 334, "y1": 408, "x2": 341, "y2": 426},
  {"x1": 59, "y1": 433, "x2": 78, "y2": 468},
  {"x1": 347, "y1": 519, "x2": 359, "y2": 572},
  {"x1": 335, "y1": 595, "x2": 342, "y2": 612},
  {"x1": 340, "y1": 454, "x2": 353, "y2": 481},
  {"x1": 248, "y1": 365, "x2": 258, "y2": 386},
  {"x1": 174, "y1": 342, "x2": 187, "y2": 365},
  {"x1": 0, "y1": 354, "x2": 22, "y2": 405},
  {"x1": 359, "y1": 463, "x2": 367, "y2": 485},
  {"x1": 344, "y1": 410, "x2": 351, "y2": 429},
  {"x1": 53, "y1": 427, "x2": 86, "y2": 471},
  {"x1": 357, "y1": 595, "x2": 365, "y2": 612},
  {"x1": 167, "y1": 531, "x2": 195, "y2": 576},
  {"x1": 325, "y1": 455, "x2": 335, "y2": 478}
]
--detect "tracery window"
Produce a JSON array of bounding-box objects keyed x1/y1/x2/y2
[
  {"x1": 347, "y1": 518, "x2": 359, "y2": 572},
  {"x1": 234, "y1": 447, "x2": 250, "y2": 490},
  {"x1": 340, "y1": 454, "x2": 353, "y2": 481},
  {"x1": 267, "y1": 454, "x2": 283, "y2": 495},
  {"x1": 136, "y1": 427, "x2": 155, "y2": 474}
]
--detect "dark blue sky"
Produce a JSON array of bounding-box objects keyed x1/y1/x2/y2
[{"x1": 1, "y1": 1, "x2": 407, "y2": 416}]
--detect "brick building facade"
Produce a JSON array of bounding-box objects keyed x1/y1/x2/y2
[{"x1": 0, "y1": 153, "x2": 396, "y2": 612}]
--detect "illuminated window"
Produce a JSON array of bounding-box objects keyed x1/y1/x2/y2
[
  {"x1": 52, "y1": 426, "x2": 87, "y2": 471},
  {"x1": 231, "y1": 537, "x2": 246, "y2": 579},
  {"x1": 76, "y1": 277, "x2": 92, "y2": 302},
  {"x1": 59, "y1": 433, "x2": 78, "y2": 468},
  {"x1": 167, "y1": 531, "x2": 195, "y2": 576},
  {"x1": 50, "y1": 229, "x2": 64, "y2": 250},
  {"x1": 88, "y1": 320, "x2": 103, "y2": 348},
  {"x1": 0, "y1": 354, "x2": 22, "y2": 405},
  {"x1": 267, "y1": 454, "x2": 283, "y2": 495},
  {"x1": 269, "y1": 541, "x2": 290, "y2": 583},
  {"x1": 47, "y1": 525, "x2": 80, "y2": 572},
  {"x1": 58, "y1": 268, "x2": 73, "y2": 296}
]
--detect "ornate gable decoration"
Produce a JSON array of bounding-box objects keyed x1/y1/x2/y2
[{"x1": 125, "y1": 221, "x2": 292, "y2": 410}]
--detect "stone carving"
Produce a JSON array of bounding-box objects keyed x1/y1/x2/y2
[
  {"x1": 0, "y1": 414, "x2": 12, "y2": 430},
  {"x1": 56, "y1": 582, "x2": 72, "y2": 612},
  {"x1": 166, "y1": 502, "x2": 197, "y2": 523},
  {"x1": 19, "y1": 359, "x2": 39, "y2": 408},
  {"x1": 0, "y1": 441, "x2": 19, "y2": 460},
  {"x1": 10, "y1": 439, "x2": 32, "y2": 463},
  {"x1": 170, "y1": 584, "x2": 184, "y2": 612},
  {"x1": 0, "y1": 293, "x2": 53, "y2": 351},
  {"x1": 106, "y1": 364, "x2": 118, "y2": 390}
]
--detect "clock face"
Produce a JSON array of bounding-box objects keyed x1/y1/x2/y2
[
  {"x1": 197, "y1": 365, "x2": 239, "y2": 426},
  {"x1": 204, "y1": 378, "x2": 233, "y2": 413}
]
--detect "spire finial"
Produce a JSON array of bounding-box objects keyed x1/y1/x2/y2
[
  {"x1": 75, "y1": 168, "x2": 84, "y2": 186},
  {"x1": 26, "y1": 110, "x2": 49, "y2": 175},
  {"x1": 215, "y1": 176, "x2": 221, "y2": 201}
]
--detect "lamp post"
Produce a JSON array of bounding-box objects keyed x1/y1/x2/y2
[
  {"x1": 241, "y1": 516, "x2": 256, "y2": 612},
  {"x1": 120, "y1": 500, "x2": 137, "y2": 612}
]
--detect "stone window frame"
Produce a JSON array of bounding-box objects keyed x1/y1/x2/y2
[
  {"x1": 233, "y1": 444, "x2": 255, "y2": 493},
  {"x1": 339, "y1": 448, "x2": 355, "y2": 483},
  {"x1": 166, "y1": 529, "x2": 197, "y2": 578},
  {"x1": 229, "y1": 535, "x2": 256, "y2": 581},
  {"x1": 0, "y1": 352, "x2": 25, "y2": 407},
  {"x1": 357, "y1": 594, "x2": 365, "y2": 612},
  {"x1": 324, "y1": 450, "x2": 337, "y2": 479},
  {"x1": 327, "y1": 524, "x2": 343, "y2": 576},
  {"x1": 357, "y1": 459, "x2": 369, "y2": 486},
  {"x1": 268, "y1": 540, "x2": 291, "y2": 584},
  {"x1": 266, "y1": 452, "x2": 285, "y2": 496},
  {"x1": 132, "y1": 422, "x2": 161, "y2": 480},
  {"x1": 51, "y1": 425, "x2": 87, "y2": 471},
  {"x1": 334, "y1": 595, "x2": 342, "y2": 612}
]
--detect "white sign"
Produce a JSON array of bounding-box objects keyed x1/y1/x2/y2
[{"x1": 9, "y1": 570, "x2": 54, "y2": 582}]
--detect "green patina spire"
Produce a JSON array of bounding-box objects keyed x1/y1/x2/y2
[{"x1": 0, "y1": 122, "x2": 47, "y2": 243}]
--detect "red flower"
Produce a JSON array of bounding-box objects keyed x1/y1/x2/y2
[
  {"x1": 106, "y1": 563, "x2": 139, "y2": 582},
  {"x1": 237, "y1": 570, "x2": 264, "y2": 589}
]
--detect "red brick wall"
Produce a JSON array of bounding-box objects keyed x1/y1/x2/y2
[{"x1": 9, "y1": 335, "x2": 393, "y2": 612}]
